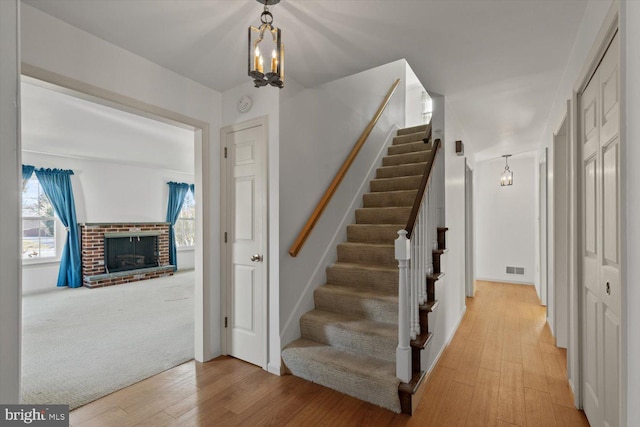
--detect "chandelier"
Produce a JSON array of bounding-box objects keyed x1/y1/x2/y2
[
  {"x1": 501, "y1": 154, "x2": 513, "y2": 186},
  {"x1": 248, "y1": 0, "x2": 284, "y2": 88}
]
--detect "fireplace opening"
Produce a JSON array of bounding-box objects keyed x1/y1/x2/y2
[{"x1": 105, "y1": 235, "x2": 159, "y2": 273}]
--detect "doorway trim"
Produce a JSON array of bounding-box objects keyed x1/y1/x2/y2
[
  {"x1": 220, "y1": 116, "x2": 269, "y2": 370},
  {"x1": 464, "y1": 160, "x2": 475, "y2": 297},
  {"x1": 552, "y1": 107, "x2": 569, "y2": 350},
  {"x1": 20, "y1": 63, "x2": 214, "y2": 363},
  {"x1": 569, "y1": 1, "x2": 621, "y2": 415}
]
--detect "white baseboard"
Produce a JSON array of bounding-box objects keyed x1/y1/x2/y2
[
  {"x1": 475, "y1": 277, "x2": 535, "y2": 286},
  {"x1": 267, "y1": 361, "x2": 284, "y2": 376},
  {"x1": 425, "y1": 305, "x2": 467, "y2": 374}
]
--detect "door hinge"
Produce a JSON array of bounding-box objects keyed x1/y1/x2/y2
[
  {"x1": 225, "y1": 317, "x2": 228, "y2": 328},
  {"x1": 224, "y1": 232, "x2": 227, "y2": 243},
  {"x1": 224, "y1": 147, "x2": 227, "y2": 158}
]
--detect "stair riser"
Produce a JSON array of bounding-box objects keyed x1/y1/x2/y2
[
  {"x1": 346, "y1": 225, "x2": 403, "y2": 244},
  {"x1": 393, "y1": 132, "x2": 426, "y2": 145},
  {"x1": 388, "y1": 141, "x2": 431, "y2": 156},
  {"x1": 363, "y1": 191, "x2": 417, "y2": 208},
  {"x1": 314, "y1": 289, "x2": 398, "y2": 325},
  {"x1": 397, "y1": 124, "x2": 429, "y2": 136},
  {"x1": 326, "y1": 265, "x2": 398, "y2": 293},
  {"x1": 382, "y1": 151, "x2": 430, "y2": 167},
  {"x1": 370, "y1": 176, "x2": 422, "y2": 192},
  {"x1": 281, "y1": 340, "x2": 402, "y2": 413},
  {"x1": 376, "y1": 163, "x2": 426, "y2": 179},
  {"x1": 300, "y1": 317, "x2": 396, "y2": 362},
  {"x1": 355, "y1": 208, "x2": 411, "y2": 224},
  {"x1": 337, "y1": 244, "x2": 396, "y2": 266}
]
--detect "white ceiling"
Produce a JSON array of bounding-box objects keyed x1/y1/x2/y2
[
  {"x1": 22, "y1": 0, "x2": 589, "y2": 160},
  {"x1": 21, "y1": 80, "x2": 195, "y2": 174}
]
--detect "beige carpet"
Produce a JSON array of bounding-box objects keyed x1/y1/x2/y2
[
  {"x1": 282, "y1": 124, "x2": 432, "y2": 413},
  {"x1": 21, "y1": 270, "x2": 194, "y2": 410}
]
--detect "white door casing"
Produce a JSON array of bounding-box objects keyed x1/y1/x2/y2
[
  {"x1": 221, "y1": 118, "x2": 268, "y2": 368},
  {"x1": 580, "y1": 32, "x2": 621, "y2": 427}
]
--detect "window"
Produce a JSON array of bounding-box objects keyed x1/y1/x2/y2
[
  {"x1": 175, "y1": 190, "x2": 195, "y2": 248},
  {"x1": 22, "y1": 175, "x2": 56, "y2": 259}
]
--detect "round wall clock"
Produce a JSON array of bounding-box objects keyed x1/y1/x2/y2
[{"x1": 237, "y1": 95, "x2": 253, "y2": 113}]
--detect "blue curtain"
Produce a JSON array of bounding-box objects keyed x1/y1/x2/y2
[
  {"x1": 166, "y1": 182, "x2": 190, "y2": 270},
  {"x1": 189, "y1": 184, "x2": 195, "y2": 196},
  {"x1": 22, "y1": 164, "x2": 35, "y2": 187},
  {"x1": 34, "y1": 168, "x2": 81, "y2": 288}
]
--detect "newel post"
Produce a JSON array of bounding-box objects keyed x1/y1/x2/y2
[{"x1": 395, "y1": 229, "x2": 411, "y2": 383}]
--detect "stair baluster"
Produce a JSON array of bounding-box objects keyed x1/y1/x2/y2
[
  {"x1": 395, "y1": 138, "x2": 441, "y2": 387},
  {"x1": 395, "y1": 229, "x2": 412, "y2": 383},
  {"x1": 409, "y1": 219, "x2": 417, "y2": 339},
  {"x1": 416, "y1": 194, "x2": 429, "y2": 305}
]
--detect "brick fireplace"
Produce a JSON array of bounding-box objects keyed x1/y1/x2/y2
[{"x1": 80, "y1": 222, "x2": 174, "y2": 288}]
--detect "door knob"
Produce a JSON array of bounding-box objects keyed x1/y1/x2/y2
[
  {"x1": 251, "y1": 254, "x2": 263, "y2": 262},
  {"x1": 606, "y1": 282, "x2": 611, "y2": 295}
]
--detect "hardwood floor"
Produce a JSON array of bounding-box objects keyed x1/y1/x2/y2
[{"x1": 70, "y1": 281, "x2": 589, "y2": 426}]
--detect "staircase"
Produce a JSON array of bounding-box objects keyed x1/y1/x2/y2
[{"x1": 282, "y1": 124, "x2": 447, "y2": 414}]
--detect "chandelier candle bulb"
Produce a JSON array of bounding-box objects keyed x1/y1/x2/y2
[
  {"x1": 271, "y1": 49, "x2": 277, "y2": 73},
  {"x1": 254, "y1": 47, "x2": 261, "y2": 73}
]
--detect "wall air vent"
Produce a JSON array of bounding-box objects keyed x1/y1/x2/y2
[{"x1": 506, "y1": 266, "x2": 525, "y2": 275}]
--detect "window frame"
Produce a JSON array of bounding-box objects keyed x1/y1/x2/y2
[
  {"x1": 174, "y1": 189, "x2": 195, "y2": 250},
  {"x1": 21, "y1": 175, "x2": 64, "y2": 265}
]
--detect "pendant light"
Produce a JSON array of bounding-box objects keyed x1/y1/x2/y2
[
  {"x1": 501, "y1": 154, "x2": 513, "y2": 186},
  {"x1": 248, "y1": 0, "x2": 284, "y2": 88}
]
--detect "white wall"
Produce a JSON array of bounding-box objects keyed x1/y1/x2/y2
[
  {"x1": 405, "y1": 63, "x2": 428, "y2": 128},
  {"x1": 540, "y1": 0, "x2": 614, "y2": 407},
  {"x1": 20, "y1": 152, "x2": 195, "y2": 293},
  {"x1": 278, "y1": 60, "x2": 407, "y2": 348},
  {"x1": 475, "y1": 153, "x2": 537, "y2": 285},
  {"x1": 221, "y1": 80, "x2": 281, "y2": 375},
  {"x1": 23, "y1": 153, "x2": 194, "y2": 224},
  {"x1": 0, "y1": 0, "x2": 21, "y2": 404},
  {"x1": 622, "y1": 0, "x2": 640, "y2": 422},
  {"x1": 421, "y1": 100, "x2": 468, "y2": 370},
  {"x1": 20, "y1": 4, "x2": 222, "y2": 361}
]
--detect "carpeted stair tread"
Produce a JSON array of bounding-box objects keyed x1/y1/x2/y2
[
  {"x1": 281, "y1": 338, "x2": 401, "y2": 413},
  {"x1": 396, "y1": 124, "x2": 429, "y2": 136},
  {"x1": 370, "y1": 175, "x2": 422, "y2": 192},
  {"x1": 300, "y1": 309, "x2": 397, "y2": 362},
  {"x1": 346, "y1": 224, "x2": 405, "y2": 244},
  {"x1": 392, "y1": 132, "x2": 427, "y2": 145},
  {"x1": 382, "y1": 150, "x2": 430, "y2": 167},
  {"x1": 326, "y1": 262, "x2": 399, "y2": 293},
  {"x1": 355, "y1": 206, "x2": 412, "y2": 224},
  {"x1": 363, "y1": 190, "x2": 417, "y2": 208},
  {"x1": 282, "y1": 123, "x2": 441, "y2": 415},
  {"x1": 315, "y1": 284, "x2": 398, "y2": 323},
  {"x1": 337, "y1": 242, "x2": 396, "y2": 266},
  {"x1": 376, "y1": 162, "x2": 427, "y2": 179},
  {"x1": 387, "y1": 140, "x2": 431, "y2": 156}
]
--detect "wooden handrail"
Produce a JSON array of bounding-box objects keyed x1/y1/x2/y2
[
  {"x1": 405, "y1": 138, "x2": 441, "y2": 238},
  {"x1": 288, "y1": 79, "x2": 401, "y2": 257}
]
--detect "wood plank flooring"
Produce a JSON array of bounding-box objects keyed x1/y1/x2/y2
[{"x1": 70, "y1": 281, "x2": 589, "y2": 426}]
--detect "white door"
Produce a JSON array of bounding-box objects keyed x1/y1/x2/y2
[
  {"x1": 581, "y1": 32, "x2": 621, "y2": 427},
  {"x1": 223, "y1": 119, "x2": 267, "y2": 368}
]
